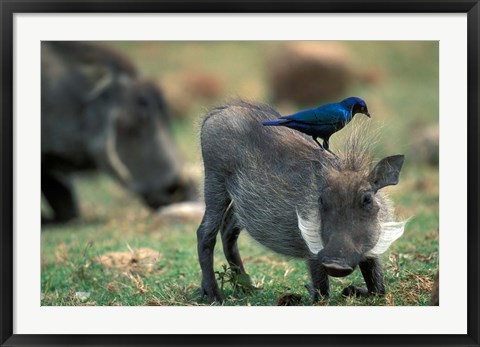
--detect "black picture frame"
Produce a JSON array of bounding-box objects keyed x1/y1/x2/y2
[{"x1": 1, "y1": 1, "x2": 479, "y2": 346}]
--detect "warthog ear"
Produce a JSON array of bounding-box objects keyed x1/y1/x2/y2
[{"x1": 369, "y1": 155, "x2": 405, "y2": 192}]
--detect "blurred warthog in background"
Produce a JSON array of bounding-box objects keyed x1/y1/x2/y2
[
  {"x1": 42, "y1": 41, "x2": 196, "y2": 224},
  {"x1": 267, "y1": 42, "x2": 382, "y2": 106}
]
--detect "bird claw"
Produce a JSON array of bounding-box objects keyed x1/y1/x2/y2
[
  {"x1": 325, "y1": 149, "x2": 339, "y2": 158},
  {"x1": 311, "y1": 136, "x2": 323, "y2": 149},
  {"x1": 312, "y1": 139, "x2": 338, "y2": 158}
]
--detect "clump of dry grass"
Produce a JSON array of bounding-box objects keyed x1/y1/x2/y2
[
  {"x1": 54, "y1": 242, "x2": 68, "y2": 264},
  {"x1": 386, "y1": 271, "x2": 434, "y2": 306},
  {"x1": 146, "y1": 283, "x2": 203, "y2": 306},
  {"x1": 126, "y1": 273, "x2": 149, "y2": 294}
]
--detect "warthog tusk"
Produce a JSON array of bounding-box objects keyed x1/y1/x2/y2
[
  {"x1": 366, "y1": 220, "x2": 408, "y2": 256},
  {"x1": 106, "y1": 124, "x2": 132, "y2": 183},
  {"x1": 296, "y1": 207, "x2": 323, "y2": 255}
]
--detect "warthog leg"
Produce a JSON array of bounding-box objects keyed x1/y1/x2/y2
[
  {"x1": 196, "y1": 172, "x2": 229, "y2": 302},
  {"x1": 342, "y1": 257, "x2": 385, "y2": 297},
  {"x1": 42, "y1": 172, "x2": 79, "y2": 225},
  {"x1": 307, "y1": 258, "x2": 330, "y2": 302},
  {"x1": 220, "y1": 201, "x2": 247, "y2": 275},
  {"x1": 197, "y1": 214, "x2": 223, "y2": 302}
]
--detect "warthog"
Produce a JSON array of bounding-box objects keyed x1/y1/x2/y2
[
  {"x1": 42, "y1": 41, "x2": 196, "y2": 224},
  {"x1": 197, "y1": 100, "x2": 405, "y2": 302}
]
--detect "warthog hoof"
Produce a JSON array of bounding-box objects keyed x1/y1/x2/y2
[
  {"x1": 201, "y1": 281, "x2": 223, "y2": 303},
  {"x1": 305, "y1": 283, "x2": 329, "y2": 303},
  {"x1": 342, "y1": 285, "x2": 369, "y2": 297}
]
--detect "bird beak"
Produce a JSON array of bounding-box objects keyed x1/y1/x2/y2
[{"x1": 365, "y1": 112, "x2": 371, "y2": 118}]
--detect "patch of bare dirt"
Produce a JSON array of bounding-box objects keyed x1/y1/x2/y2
[{"x1": 96, "y1": 247, "x2": 162, "y2": 274}]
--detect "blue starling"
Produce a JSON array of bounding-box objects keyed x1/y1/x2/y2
[{"x1": 263, "y1": 97, "x2": 370, "y2": 150}]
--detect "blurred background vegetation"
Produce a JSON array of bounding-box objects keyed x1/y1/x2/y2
[{"x1": 42, "y1": 41, "x2": 438, "y2": 306}]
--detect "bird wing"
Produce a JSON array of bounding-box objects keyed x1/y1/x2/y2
[{"x1": 280, "y1": 103, "x2": 348, "y2": 125}]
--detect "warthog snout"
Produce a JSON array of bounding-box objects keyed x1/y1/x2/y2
[
  {"x1": 321, "y1": 257, "x2": 355, "y2": 277},
  {"x1": 142, "y1": 177, "x2": 197, "y2": 210}
]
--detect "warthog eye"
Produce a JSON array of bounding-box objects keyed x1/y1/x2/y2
[
  {"x1": 137, "y1": 95, "x2": 149, "y2": 109},
  {"x1": 319, "y1": 195, "x2": 328, "y2": 211},
  {"x1": 361, "y1": 193, "x2": 374, "y2": 208}
]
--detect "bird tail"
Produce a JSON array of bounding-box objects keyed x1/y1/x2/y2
[{"x1": 262, "y1": 119, "x2": 288, "y2": 126}]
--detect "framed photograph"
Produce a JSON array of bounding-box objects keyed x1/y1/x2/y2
[{"x1": 1, "y1": 1, "x2": 478, "y2": 346}]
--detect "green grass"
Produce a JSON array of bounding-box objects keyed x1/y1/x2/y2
[{"x1": 41, "y1": 41, "x2": 438, "y2": 306}]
